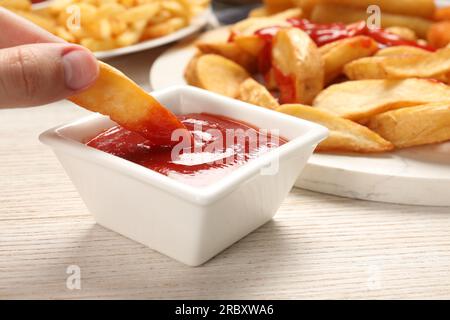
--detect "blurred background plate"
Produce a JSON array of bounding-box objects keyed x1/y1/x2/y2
[{"x1": 30, "y1": 1, "x2": 214, "y2": 60}]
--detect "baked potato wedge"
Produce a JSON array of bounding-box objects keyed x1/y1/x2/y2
[
  {"x1": 184, "y1": 54, "x2": 249, "y2": 98},
  {"x1": 272, "y1": 28, "x2": 324, "y2": 104},
  {"x1": 313, "y1": 79, "x2": 450, "y2": 121},
  {"x1": 196, "y1": 41, "x2": 257, "y2": 72},
  {"x1": 375, "y1": 46, "x2": 430, "y2": 57},
  {"x1": 277, "y1": 104, "x2": 394, "y2": 153},
  {"x1": 368, "y1": 102, "x2": 450, "y2": 148},
  {"x1": 238, "y1": 78, "x2": 279, "y2": 110},
  {"x1": 320, "y1": 36, "x2": 378, "y2": 84},
  {"x1": 345, "y1": 47, "x2": 450, "y2": 83}
]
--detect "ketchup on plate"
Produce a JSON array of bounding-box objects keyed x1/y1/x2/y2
[
  {"x1": 251, "y1": 19, "x2": 435, "y2": 104},
  {"x1": 87, "y1": 113, "x2": 286, "y2": 187}
]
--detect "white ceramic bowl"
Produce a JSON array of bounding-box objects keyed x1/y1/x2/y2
[{"x1": 40, "y1": 86, "x2": 328, "y2": 266}]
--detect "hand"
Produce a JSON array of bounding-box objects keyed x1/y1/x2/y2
[{"x1": 0, "y1": 7, "x2": 99, "y2": 108}]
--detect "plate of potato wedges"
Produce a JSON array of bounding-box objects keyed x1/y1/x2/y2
[
  {"x1": 150, "y1": 0, "x2": 450, "y2": 206},
  {"x1": 0, "y1": 0, "x2": 211, "y2": 59}
]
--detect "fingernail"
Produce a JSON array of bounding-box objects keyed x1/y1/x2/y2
[{"x1": 63, "y1": 49, "x2": 98, "y2": 91}]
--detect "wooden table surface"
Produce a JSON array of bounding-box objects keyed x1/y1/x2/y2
[{"x1": 1, "y1": 47, "x2": 450, "y2": 300}]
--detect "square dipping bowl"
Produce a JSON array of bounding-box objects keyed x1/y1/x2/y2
[{"x1": 40, "y1": 86, "x2": 328, "y2": 266}]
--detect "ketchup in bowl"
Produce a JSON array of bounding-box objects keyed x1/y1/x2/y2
[{"x1": 87, "y1": 113, "x2": 286, "y2": 187}]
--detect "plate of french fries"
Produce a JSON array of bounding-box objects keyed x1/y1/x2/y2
[
  {"x1": 0, "y1": 0, "x2": 211, "y2": 59},
  {"x1": 151, "y1": 0, "x2": 450, "y2": 206}
]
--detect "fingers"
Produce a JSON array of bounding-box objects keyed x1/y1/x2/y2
[
  {"x1": 0, "y1": 7, "x2": 64, "y2": 48},
  {"x1": 0, "y1": 43, "x2": 99, "y2": 108}
]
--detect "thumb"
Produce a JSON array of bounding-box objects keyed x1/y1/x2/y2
[{"x1": 0, "y1": 43, "x2": 99, "y2": 108}]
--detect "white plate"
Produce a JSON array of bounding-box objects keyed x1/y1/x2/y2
[
  {"x1": 150, "y1": 23, "x2": 450, "y2": 207},
  {"x1": 32, "y1": 1, "x2": 212, "y2": 60}
]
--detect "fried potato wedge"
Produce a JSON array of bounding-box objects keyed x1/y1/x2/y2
[
  {"x1": 185, "y1": 54, "x2": 249, "y2": 98},
  {"x1": 375, "y1": 46, "x2": 430, "y2": 57},
  {"x1": 384, "y1": 27, "x2": 417, "y2": 41},
  {"x1": 231, "y1": 8, "x2": 302, "y2": 36},
  {"x1": 316, "y1": 0, "x2": 436, "y2": 19},
  {"x1": 272, "y1": 28, "x2": 324, "y2": 104},
  {"x1": 313, "y1": 79, "x2": 450, "y2": 121},
  {"x1": 263, "y1": 0, "x2": 295, "y2": 14},
  {"x1": 196, "y1": 41, "x2": 257, "y2": 72},
  {"x1": 238, "y1": 78, "x2": 279, "y2": 110},
  {"x1": 428, "y1": 21, "x2": 450, "y2": 49},
  {"x1": 382, "y1": 47, "x2": 450, "y2": 81},
  {"x1": 69, "y1": 62, "x2": 186, "y2": 146},
  {"x1": 311, "y1": 4, "x2": 431, "y2": 38},
  {"x1": 184, "y1": 52, "x2": 202, "y2": 87},
  {"x1": 277, "y1": 104, "x2": 394, "y2": 153},
  {"x1": 344, "y1": 56, "x2": 391, "y2": 80},
  {"x1": 345, "y1": 47, "x2": 450, "y2": 83},
  {"x1": 320, "y1": 36, "x2": 378, "y2": 84},
  {"x1": 368, "y1": 102, "x2": 450, "y2": 148}
]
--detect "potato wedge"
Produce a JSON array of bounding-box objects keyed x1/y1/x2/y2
[
  {"x1": 196, "y1": 41, "x2": 257, "y2": 72},
  {"x1": 345, "y1": 47, "x2": 450, "y2": 83},
  {"x1": 320, "y1": 36, "x2": 378, "y2": 84},
  {"x1": 344, "y1": 56, "x2": 390, "y2": 80},
  {"x1": 69, "y1": 62, "x2": 187, "y2": 146},
  {"x1": 368, "y1": 102, "x2": 450, "y2": 148},
  {"x1": 277, "y1": 104, "x2": 394, "y2": 153},
  {"x1": 316, "y1": 0, "x2": 436, "y2": 19},
  {"x1": 263, "y1": 0, "x2": 295, "y2": 14},
  {"x1": 375, "y1": 46, "x2": 430, "y2": 57},
  {"x1": 272, "y1": 28, "x2": 324, "y2": 104},
  {"x1": 313, "y1": 79, "x2": 450, "y2": 121},
  {"x1": 427, "y1": 21, "x2": 450, "y2": 49},
  {"x1": 238, "y1": 78, "x2": 279, "y2": 110},
  {"x1": 384, "y1": 27, "x2": 417, "y2": 41},
  {"x1": 311, "y1": 4, "x2": 431, "y2": 38},
  {"x1": 185, "y1": 54, "x2": 249, "y2": 98},
  {"x1": 184, "y1": 52, "x2": 202, "y2": 87},
  {"x1": 382, "y1": 47, "x2": 450, "y2": 81},
  {"x1": 231, "y1": 8, "x2": 302, "y2": 36}
]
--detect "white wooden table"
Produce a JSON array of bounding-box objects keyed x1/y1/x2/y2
[{"x1": 1, "y1": 46, "x2": 450, "y2": 300}]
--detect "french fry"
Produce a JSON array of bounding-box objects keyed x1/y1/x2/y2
[
  {"x1": 186, "y1": 54, "x2": 250, "y2": 98},
  {"x1": 117, "y1": 3, "x2": 160, "y2": 23},
  {"x1": 313, "y1": 79, "x2": 450, "y2": 121},
  {"x1": 0, "y1": 0, "x2": 30, "y2": 11},
  {"x1": 69, "y1": 62, "x2": 187, "y2": 146},
  {"x1": 238, "y1": 78, "x2": 279, "y2": 110},
  {"x1": 12, "y1": 10, "x2": 56, "y2": 33},
  {"x1": 196, "y1": 41, "x2": 257, "y2": 72},
  {"x1": 316, "y1": 0, "x2": 436, "y2": 19},
  {"x1": 368, "y1": 102, "x2": 450, "y2": 148},
  {"x1": 272, "y1": 28, "x2": 324, "y2": 104},
  {"x1": 141, "y1": 17, "x2": 186, "y2": 40},
  {"x1": 277, "y1": 104, "x2": 394, "y2": 153},
  {"x1": 3, "y1": 0, "x2": 210, "y2": 52},
  {"x1": 320, "y1": 36, "x2": 378, "y2": 84},
  {"x1": 311, "y1": 4, "x2": 432, "y2": 38}
]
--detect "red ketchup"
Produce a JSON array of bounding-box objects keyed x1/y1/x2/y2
[
  {"x1": 87, "y1": 113, "x2": 286, "y2": 187},
  {"x1": 251, "y1": 19, "x2": 435, "y2": 104}
]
